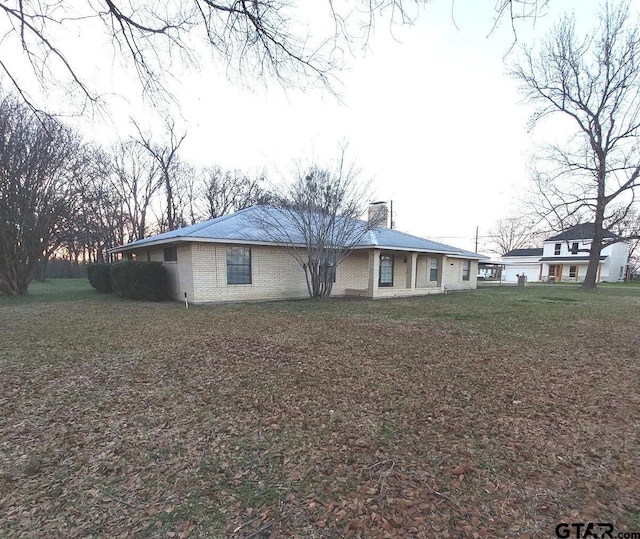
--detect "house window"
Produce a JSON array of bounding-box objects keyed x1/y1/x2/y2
[
  {"x1": 462, "y1": 260, "x2": 471, "y2": 281},
  {"x1": 554, "y1": 243, "x2": 561, "y2": 255},
  {"x1": 379, "y1": 255, "x2": 394, "y2": 287},
  {"x1": 163, "y1": 246, "x2": 177, "y2": 262},
  {"x1": 569, "y1": 265, "x2": 577, "y2": 278},
  {"x1": 318, "y1": 257, "x2": 336, "y2": 283},
  {"x1": 571, "y1": 242, "x2": 579, "y2": 255},
  {"x1": 227, "y1": 247, "x2": 252, "y2": 284},
  {"x1": 429, "y1": 258, "x2": 438, "y2": 281}
]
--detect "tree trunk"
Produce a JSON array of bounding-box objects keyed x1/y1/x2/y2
[
  {"x1": 0, "y1": 276, "x2": 18, "y2": 295},
  {"x1": 36, "y1": 255, "x2": 49, "y2": 282},
  {"x1": 310, "y1": 262, "x2": 321, "y2": 298},
  {"x1": 583, "y1": 167, "x2": 607, "y2": 290},
  {"x1": 583, "y1": 216, "x2": 604, "y2": 290},
  {"x1": 302, "y1": 264, "x2": 313, "y2": 298},
  {"x1": 305, "y1": 260, "x2": 334, "y2": 299},
  {"x1": 0, "y1": 265, "x2": 31, "y2": 295},
  {"x1": 165, "y1": 170, "x2": 174, "y2": 231}
]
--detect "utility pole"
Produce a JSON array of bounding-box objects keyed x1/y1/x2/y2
[{"x1": 475, "y1": 226, "x2": 479, "y2": 253}]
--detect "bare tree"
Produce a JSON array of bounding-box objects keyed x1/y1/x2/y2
[
  {"x1": 78, "y1": 174, "x2": 124, "y2": 263},
  {"x1": 0, "y1": 95, "x2": 86, "y2": 295},
  {"x1": 108, "y1": 141, "x2": 163, "y2": 241},
  {"x1": 253, "y1": 151, "x2": 378, "y2": 299},
  {"x1": 511, "y1": 1, "x2": 640, "y2": 289},
  {"x1": 170, "y1": 161, "x2": 200, "y2": 227},
  {"x1": 488, "y1": 215, "x2": 545, "y2": 256},
  {"x1": 201, "y1": 166, "x2": 271, "y2": 219},
  {"x1": 0, "y1": 1, "x2": 550, "y2": 111},
  {"x1": 627, "y1": 239, "x2": 640, "y2": 279},
  {"x1": 134, "y1": 120, "x2": 186, "y2": 232},
  {"x1": 611, "y1": 209, "x2": 640, "y2": 279},
  {"x1": 52, "y1": 146, "x2": 111, "y2": 266}
]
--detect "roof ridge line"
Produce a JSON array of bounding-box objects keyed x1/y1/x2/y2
[{"x1": 183, "y1": 207, "x2": 257, "y2": 237}]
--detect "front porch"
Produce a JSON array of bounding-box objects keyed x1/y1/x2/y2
[
  {"x1": 344, "y1": 249, "x2": 456, "y2": 299},
  {"x1": 541, "y1": 261, "x2": 602, "y2": 283}
]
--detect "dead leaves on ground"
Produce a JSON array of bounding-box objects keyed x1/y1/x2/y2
[{"x1": 1, "y1": 289, "x2": 639, "y2": 537}]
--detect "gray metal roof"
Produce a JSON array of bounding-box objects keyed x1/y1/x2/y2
[
  {"x1": 545, "y1": 224, "x2": 622, "y2": 242},
  {"x1": 358, "y1": 226, "x2": 484, "y2": 258},
  {"x1": 503, "y1": 248, "x2": 544, "y2": 257},
  {"x1": 110, "y1": 206, "x2": 485, "y2": 259}
]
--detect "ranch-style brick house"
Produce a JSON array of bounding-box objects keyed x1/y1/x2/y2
[{"x1": 110, "y1": 205, "x2": 485, "y2": 304}]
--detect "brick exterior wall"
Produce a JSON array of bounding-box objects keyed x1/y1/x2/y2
[
  {"x1": 136, "y1": 242, "x2": 478, "y2": 303},
  {"x1": 415, "y1": 255, "x2": 441, "y2": 289},
  {"x1": 147, "y1": 244, "x2": 194, "y2": 301},
  {"x1": 441, "y1": 257, "x2": 478, "y2": 291}
]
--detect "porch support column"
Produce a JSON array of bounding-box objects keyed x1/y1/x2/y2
[
  {"x1": 368, "y1": 249, "x2": 380, "y2": 298},
  {"x1": 406, "y1": 252, "x2": 417, "y2": 291},
  {"x1": 440, "y1": 255, "x2": 447, "y2": 292}
]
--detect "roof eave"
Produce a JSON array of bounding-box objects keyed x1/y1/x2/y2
[
  {"x1": 108, "y1": 236, "x2": 298, "y2": 254},
  {"x1": 110, "y1": 237, "x2": 486, "y2": 259},
  {"x1": 352, "y1": 244, "x2": 485, "y2": 259}
]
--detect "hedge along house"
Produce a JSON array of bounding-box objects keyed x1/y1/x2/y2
[{"x1": 109, "y1": 205, "x2": 485, "y2": 304}]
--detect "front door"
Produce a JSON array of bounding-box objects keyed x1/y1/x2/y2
[{"x1": 549, "y1": 264, "x2": 563, "y2": 282}]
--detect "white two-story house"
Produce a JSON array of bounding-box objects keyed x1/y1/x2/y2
[{"x1": 502, "y1": 224, "x2": 629, "y2": 283}]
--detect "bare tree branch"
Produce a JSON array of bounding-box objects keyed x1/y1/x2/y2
[
  {"x1": 0, "y1": 1, "x2": 552, "y2": 111},
  {"x1": 133, "y1": 119, "x2": 187, "y2": 231},
  {"x1": 200, "y1": 166, "x2": 271, "y2": 219},
  {"x1": 487, "y1": 214, "x2": 546, "y2": 256}
]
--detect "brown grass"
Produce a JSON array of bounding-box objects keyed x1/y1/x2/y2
[{"x1": 0, "y1": 280, "x2": 639, "y2": 538}]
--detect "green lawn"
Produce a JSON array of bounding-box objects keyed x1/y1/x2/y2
[{"x1": 1, "y1": 280, "x2": 639, "y2": 538}]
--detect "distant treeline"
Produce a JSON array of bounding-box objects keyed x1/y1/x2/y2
[{"x1": 32, "y1": 259, "x2": 88, "y2": 281}]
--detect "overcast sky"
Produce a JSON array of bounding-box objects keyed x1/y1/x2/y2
[
  {"x1": 16, "y1": 0, "x2": 607, "y2": 254},
  {"x1": 165, "y1": 0, "x2": 590, "y2": 253}
]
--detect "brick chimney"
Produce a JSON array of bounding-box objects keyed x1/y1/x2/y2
[{"x1": 368, "y1": 201, "x2": 388, "y2": 228}]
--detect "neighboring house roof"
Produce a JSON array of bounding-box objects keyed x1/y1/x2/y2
[
  {"x1": 110, "y1": 206, "x2": 486, "y2": 259},
  {"x1": 503, "y1": 248, "x2": 544, "y2": 257},
  {"x1": 545, "y1": 223, "x2": 622, "y2": 242},
  {"x1": 539, "y1": 256, "x2": 607, "y2": 262}
]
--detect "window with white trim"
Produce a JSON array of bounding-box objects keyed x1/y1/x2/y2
[
  {"x1": 462, "y1": 260, "x2": 471, "y2": 281},
  {"x1": 429, "y1": 258, "x2": 438, "y2": 281},
  {"x1": 226, "y1": 247, "x2": 252, "y2": 285},
  {"x1": 379, "y1": 255, "x2": 394, "y2": 287}
]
